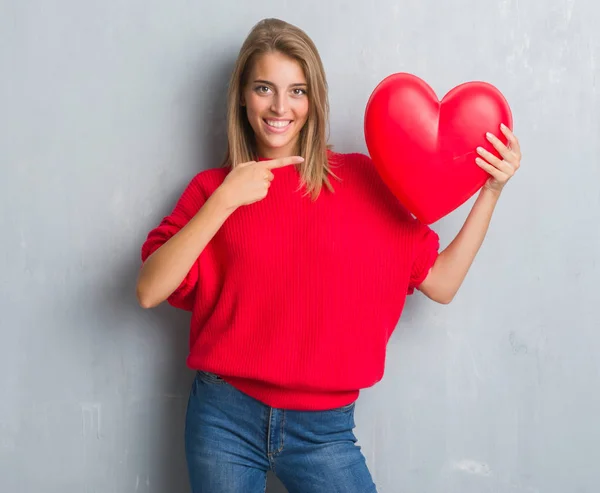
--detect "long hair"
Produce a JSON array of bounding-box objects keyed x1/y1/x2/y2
[{"x1": 222, "y1": 18, "x2": 337, "y2": 199}]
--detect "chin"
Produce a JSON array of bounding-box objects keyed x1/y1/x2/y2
[{"x1": 258, "y1": 134, "x2": 300, "y2": 154}]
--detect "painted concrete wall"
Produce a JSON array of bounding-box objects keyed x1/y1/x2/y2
[{"x1": 2, "y1": 1, "x2": 598, "y2": 492}]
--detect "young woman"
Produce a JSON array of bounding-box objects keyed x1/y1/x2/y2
[{"x1": 136, "y1": 18, "x2": 521, "y2": 493}]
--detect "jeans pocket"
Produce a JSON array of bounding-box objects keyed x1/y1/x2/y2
[{"x1": 196, "y1": 370, "x2": 228, "y2": 385}]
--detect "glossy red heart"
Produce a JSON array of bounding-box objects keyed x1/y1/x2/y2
[{"x1": 364, "y1": 73, "x2": 513, "y2": 224}]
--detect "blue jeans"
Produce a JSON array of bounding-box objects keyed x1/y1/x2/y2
[{"x1": 185, "y1": 370, "x2": 378, "y2": 493}]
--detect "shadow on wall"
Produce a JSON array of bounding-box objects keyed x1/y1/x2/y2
[
  {"x1": 192, "y1": 53, "x2": 236, "y2": 169},
  {"x1": 100, "y1": 50, "x2": 293, "y2": 492}
]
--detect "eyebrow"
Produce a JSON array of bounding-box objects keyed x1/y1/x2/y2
[{"x1": 253, "y1": 79, "x2": 307, "y2": 87}]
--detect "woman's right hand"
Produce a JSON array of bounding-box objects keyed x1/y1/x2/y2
[
  {"x1": 136, "y1": 155, "x2": 303, "y2": 308},
  {"x1": 218, "y1": 156, "x2": 304, "y2": 209}
]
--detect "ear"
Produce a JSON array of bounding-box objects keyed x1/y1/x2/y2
[{"x1": 240, "y1": 94, "x2": 246, "y2": 107}]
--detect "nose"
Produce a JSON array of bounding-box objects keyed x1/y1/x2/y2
[{"x1": 270, "y1": 93, "x2": 286, "y2": 115}]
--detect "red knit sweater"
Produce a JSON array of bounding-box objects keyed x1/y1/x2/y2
[{"x1": 141, "y1": 151, "x2": 439, "y2": 410}]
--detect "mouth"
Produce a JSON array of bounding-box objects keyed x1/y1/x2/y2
[{"x1": 263, "y1": 119, "x2": 293, "y2": 133}]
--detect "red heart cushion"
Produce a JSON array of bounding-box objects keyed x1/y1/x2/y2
[{"x1": 364, "y1": 73, "x2": 513, "y2": 224}]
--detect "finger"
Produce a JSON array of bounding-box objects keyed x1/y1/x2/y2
[
  {"x1": 264, "y1": 156, "x2": 304, "y2": 169},
  {"x1": 485, "y1": 132, "x2": 512, "y2": 160},
  {"x1": 264, "y1": 170, "x2": 274, "y2": 182},
  {"x1": 475, "y1": 157, "x2": 508, "y2": 181},
  {"x1": 476, "y1": 146, "x2": 513, "y2": 172},
  {"x1": 500, "y1": 123, "x2": 521, "y2": 158}
]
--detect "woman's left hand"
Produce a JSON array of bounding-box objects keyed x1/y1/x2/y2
[{"x1": 475, "y1": 123, "x2": 522, "y2": 194}]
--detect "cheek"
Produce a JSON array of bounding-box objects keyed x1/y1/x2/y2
[
  {"x1": 246, "y1": 94, "x2": 269, "y2": 118},
  {"x1": 294, "y1": 99, "x2": 310, "y2": 122}
]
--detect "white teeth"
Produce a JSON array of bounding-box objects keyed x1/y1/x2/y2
[{"x1": 266, "y1": 120, "x2": 291, "y2": 128}]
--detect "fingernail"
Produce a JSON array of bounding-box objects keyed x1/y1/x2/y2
[
  {"x1": 501, "y1": 123, "x2": 507, "y2": 129},
  {"x1": 486, "y1": 132, "x2": 492, "y2": 138},
  {"x1": 477, "y1": 147, "x2": 484, "y2": 153}
]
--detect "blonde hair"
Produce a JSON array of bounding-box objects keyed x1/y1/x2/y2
[{"x1": 223, "y1": 18, "x2": 337, "y2": 199}]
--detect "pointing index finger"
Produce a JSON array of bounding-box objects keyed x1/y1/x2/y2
[{"x1": 264, "y1": 156, "x2": 304, "y2": 169}]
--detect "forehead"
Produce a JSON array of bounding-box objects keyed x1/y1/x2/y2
[{"x1": 248, "y1": 52, "x2": 306, "y2": 84}]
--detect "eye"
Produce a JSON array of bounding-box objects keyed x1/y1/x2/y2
[
  {"x1": 254, "y1": 85, "x2": 271, "y2": 94},
  {"x1": 292, "y1": 88, "x2": 307, "y2": 96}
]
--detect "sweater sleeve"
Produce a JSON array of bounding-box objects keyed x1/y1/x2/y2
[
  {"x1": 140, "y1": 174, "x2": 207, "y2": 311},
  {"x1": 407, "y1": 218, "x2": 440, "y2": 295}
]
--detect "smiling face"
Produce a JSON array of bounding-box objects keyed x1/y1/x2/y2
[{"x1": 241, "y1": 51, "x2": 309, "y2": 159}]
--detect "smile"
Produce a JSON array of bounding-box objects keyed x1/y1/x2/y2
[{"x1": 264, "y1": 119, "x2": 292, "y2": 129}]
